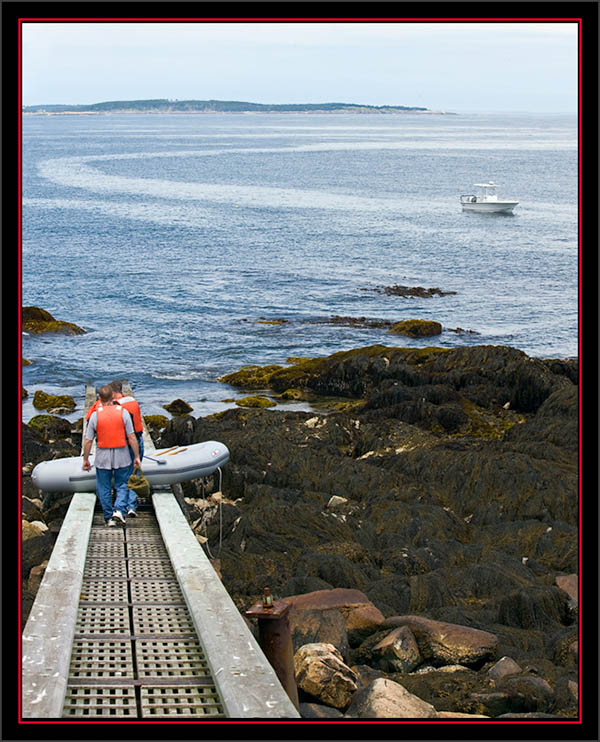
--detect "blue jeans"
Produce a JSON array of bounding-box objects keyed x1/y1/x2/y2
[
  {"x1": 96, "y1": 466, "x2": 130, "y2": 521},
  {"x1": 124, "y1": 432, "x2": 145, "y2": 512}
]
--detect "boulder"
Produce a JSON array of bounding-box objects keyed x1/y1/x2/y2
[
  {"x1": 350, "y1": 664, "x2": 388, "y2": 690},
  {"x1": 299, "y1": 703, "x2": 344, "y2": 719},
  {"x1": 388, "y1": 320, "x2": 443, "y2": 337},
  {"x1": 497, "y1": 586, "x2": 570, "y2": 630},
  {"x1": 497, "y1": 675, "x2": 555, "y2": 713},
  {"x1": 27, "y1": 414, "x2": 73, "y2": 442},
  {"x1": 555, "y1": 574, "x2": 578, "y2": 605},
  {"x1": 294, "y1": 643, "x2": 358, "y2": 709},
  {"x1": 371, "y1": 626, "x2": 422, "y2": 673},
  {"x1": 487, "y1": 656, "x2": 523, "y2": 684},
  {"x1": 345, "y1": 678, "x2": 437, "y2": 718},
  {"x1": 21, "y1": 496, "x2": 45, "y2": 523},
  {"x1": 22, "y1": 306, "x2": 86, "y2": 335},
  {"x1": 21, "y1": 520, "x2": 52, "y2": 575},
  {"x1": 284, "y1": 588, "x2": 386, "y2": 646},
  {"x1": 22, "y1": 520, "x2": 48, "y2": 540},
  {"x1": 383, "y1": 615, "x2": 498, "y2": 667},
  {"x1": 219, "y1": 364, "x2": 284, "y2": 388},
  {"x1": 327, "y1": 495, "x2": 348, "y2": 509},
  {"x1": 163, "y1": 398, "x2": 193, "y2": 415},
  {"x1": 235, "y1": 395, "x2": 277, "y2": 408},
  {"x1": 469, "y1": 673, "x2": 555, "y2": 717},
  {"x1": 288, "y1": 606, "x2": 349, "y2": 659},
  {"x1": 413, "y1": 664, "x2": 470, "y2": 675},
  {"x1": 32, "y1": 391, "x2": 76, "y2": 412},
  {"x1": 468, "y1": 692, "x2": 519, "y2": 717}
]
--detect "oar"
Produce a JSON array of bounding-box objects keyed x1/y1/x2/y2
[
  {"x1": 143, "y1": 455, "x2": 167, "y2": 466},
  {"x1": 153, "y1": 446, "x2": 179, "y2": 457}
]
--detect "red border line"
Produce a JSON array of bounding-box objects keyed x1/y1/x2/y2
[
  {"x1": 18, "y1": 17, "x2": 583, "y2": 22},
  {"x1": 576, "y1": 16, "x2": 583, "y2": 723},
  {"x1": 18, "y1": 16, "x2": 24, "y2": 724}
]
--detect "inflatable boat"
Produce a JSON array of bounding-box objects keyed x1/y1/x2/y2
[{"x1": 31, "y1": 441, "x2": 230, "y2": 493}]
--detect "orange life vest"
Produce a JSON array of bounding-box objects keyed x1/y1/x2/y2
[
  {"x1": 85, "y1": 398, "x2": 100, "y2": 421},
  {"x1": 116, "y1": 396, "x2": 143, "y2": 433},
  {"x1": 96, "y1": 403, "x2": 127, "y2": 449}
]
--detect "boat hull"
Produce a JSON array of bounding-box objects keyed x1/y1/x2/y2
[
  {"x1": 461, "y1": 201, "x2": 518, "y2": 213},
  {"x1": 31, "y1": 441, "x2": 230, "y2": 493}
]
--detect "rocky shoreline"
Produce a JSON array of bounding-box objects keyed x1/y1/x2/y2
[{"x1": 21, "y1": 342, "x2": 579, "y2": 719}]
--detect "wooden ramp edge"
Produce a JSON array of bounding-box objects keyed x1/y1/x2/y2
[{"x1": 153, "y1": 492, "x2": 300, "y2": 718}]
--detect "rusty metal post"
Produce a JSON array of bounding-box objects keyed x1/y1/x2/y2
[{"x1": 246, "y1": 595, "x2": 299, "y2": 711}]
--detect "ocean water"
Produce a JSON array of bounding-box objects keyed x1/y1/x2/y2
[{"x1": 21, "y1": 112, "x2": 578, "y2": 422}]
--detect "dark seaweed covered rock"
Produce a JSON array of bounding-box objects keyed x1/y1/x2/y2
[
  {"x1": 369, "y1": 285, "x2": 457, "y2": 298},
  {"x1": 22, "y1": 306, "x2": 86, "y2": 335},
  {"x1": 28, "y1": 414, "x2": 73, "y2": 442},
  {"x1": 388, "y1": 319, "x2": 443, "y2": 337},
  {"x1": 163, "y1": 398, "x2": 193, "y2": 415},
  {"x1": 157, "y1": 343, "x2": 578, "y2": 715},
  {"x1": 32, "y1": 390, "x2": 76, "y2": 412}
]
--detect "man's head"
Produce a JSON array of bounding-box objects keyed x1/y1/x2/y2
[
  {"x1": 98, "y1": 385, "x2": 113, "y2": 403},
  {"x1": 109, "y1": 380, "x2": 123, "y2": 395}
]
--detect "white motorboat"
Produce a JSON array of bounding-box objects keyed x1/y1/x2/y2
[{"x1": 460, "y1": 182, "x2": 518, "y2": 213}]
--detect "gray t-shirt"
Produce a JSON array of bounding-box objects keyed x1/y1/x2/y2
[{"x1": 86, "y1": 408, "x2": 135, "y2": 470}]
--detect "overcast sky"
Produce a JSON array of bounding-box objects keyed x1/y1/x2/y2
[{"x1": 21, "y1": 21, "x2": 578, "y2": 113}]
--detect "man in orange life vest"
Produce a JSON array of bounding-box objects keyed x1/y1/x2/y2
[
  {"x1": 83, "y1": 385, "x2": 141, "y2": 526},
  {"x1": 109, "y1": 380, "x2": 144, "y2": 518}
]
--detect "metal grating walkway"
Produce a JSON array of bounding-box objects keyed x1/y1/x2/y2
[{"x1": 62, "y1": 511, "x2": 226, "y2": 719}]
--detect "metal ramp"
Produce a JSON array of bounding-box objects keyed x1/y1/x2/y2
[
  {"x1": 62, "y1": 512, "x2": 225, "y2": 719},
  {"x1": 22, "y1": 384, "x2": 299, "y2": 720}
]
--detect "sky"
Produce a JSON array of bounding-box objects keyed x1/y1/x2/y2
[{"x1": 21, "y1": 21, "x2": 579, "y2": 113}]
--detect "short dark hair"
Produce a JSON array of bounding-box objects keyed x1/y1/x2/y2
[
  {"x1": 109, "y1": 380, "x2": 123, "y2": 393},
  {"x1": 98, "y1": 385, "x2": 113, "y2": 403}
]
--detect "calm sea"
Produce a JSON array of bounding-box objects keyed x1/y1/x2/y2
[{"x1": 21, "y1": 112, "x2": 578, "y2": 422}]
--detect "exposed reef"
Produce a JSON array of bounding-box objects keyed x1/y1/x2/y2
[
  {"x1": 22, "y1": 306, "x2": 86, "y2": 336},
  {"x1": 364, "y1": 286, "x2": 457, "y2": 298},
  {"x1": 22, "y1": 343, "x2": 579, "y2": 719},
  {"x1": 155, "y1": 342, "x2": 578, "y2": 717}
]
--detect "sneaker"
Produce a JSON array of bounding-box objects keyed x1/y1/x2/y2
[
  {"x1": 127, "y1": 509, "x2": 137, "y2": 518},
  {"x1": 106, "y1": 518, "x2": 117, "y2": 527},
  {"x1": 112, "y1": 510, "x2": 126, "y2": 525}
]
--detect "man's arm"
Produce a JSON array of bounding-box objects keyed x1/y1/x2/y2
[
  {"x1": 82, "y1": 438, "x2": 93, "y2": 470},
  {"x1": 82, "y1": 411, "x2": 96, "y2": 470}
]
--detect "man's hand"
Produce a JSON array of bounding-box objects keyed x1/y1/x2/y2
[
  {"x1": 83, "y1": 438, "x2": 93, "y2": 470},
  {"x1": 133, "y1": 457, "x2": 142, "y2": 471}
]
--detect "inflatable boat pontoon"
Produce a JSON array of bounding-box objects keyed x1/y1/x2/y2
[{"x1": 31, "y1": 441, "x2": 230, "y2": 493}]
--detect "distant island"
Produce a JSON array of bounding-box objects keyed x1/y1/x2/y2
[{"x1": 22, "y1": 98, "x2": 452, "y2": 115}]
